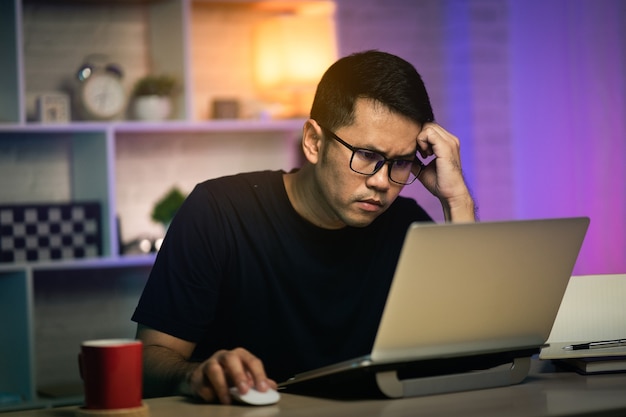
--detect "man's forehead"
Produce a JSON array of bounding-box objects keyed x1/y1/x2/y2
[{"x1": 343, "y1": 100, "x2": 420, "y2": 156}]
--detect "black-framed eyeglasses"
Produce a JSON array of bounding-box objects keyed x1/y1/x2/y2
[{"x1": 319, "y1": 124, "x2": 423, "y2": 185}]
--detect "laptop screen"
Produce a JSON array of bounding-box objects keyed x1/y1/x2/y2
[{"x1": 371, "y1": 217, "x2": 590, "y2": 363}]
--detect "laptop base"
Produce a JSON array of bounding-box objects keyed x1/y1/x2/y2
[
  {"x1": 376, "y1": 356, "x2": 530, "y2": 398},
  {"x1": 280, "y1": 349, "x2": 537, "y2": 399}
]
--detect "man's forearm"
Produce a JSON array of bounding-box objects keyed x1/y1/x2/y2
[
  {"x1": 442, "y1": 194, "x2": 477, "y2": 223},
  {"x1": 143, "y1": 344, "x2": 199, "y2": 398}
]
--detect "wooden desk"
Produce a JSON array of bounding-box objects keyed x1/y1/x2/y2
[{"x1": 4, "y1": 360, "x2": 626, "y2": 417}]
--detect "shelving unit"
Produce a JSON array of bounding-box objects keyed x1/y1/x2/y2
[{"x1": 0, "y1": 0, "x2": 313, "y2": 410}]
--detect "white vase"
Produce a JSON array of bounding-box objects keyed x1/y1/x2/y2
[{"x1": 133, "y1": 95, "x2": 172, "y2": 121}]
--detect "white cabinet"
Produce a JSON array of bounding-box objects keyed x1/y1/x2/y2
[{"x1": 0, "y1": 0, "x2": 307, "y2": 410}]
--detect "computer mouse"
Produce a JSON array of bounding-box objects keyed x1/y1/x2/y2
[{"x1": 229, "y1": 386, "x2": 281, "y2": 406}]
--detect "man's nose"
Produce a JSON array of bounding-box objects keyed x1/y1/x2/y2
[{"x1": 365, "y1": 162, "x2": 392, "y2": 190}]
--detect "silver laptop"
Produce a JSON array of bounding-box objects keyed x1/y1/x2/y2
[{"x1": 279, "y1": 217, "x2": 590, "y2": 398}]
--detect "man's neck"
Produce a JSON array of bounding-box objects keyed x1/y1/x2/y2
[{"x1": 283, "y1": 167, "x2": 345, "y2": 230}]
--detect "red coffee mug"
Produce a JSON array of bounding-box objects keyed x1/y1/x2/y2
[{"x1": 79, "y1": 339, "x2": 143, "y2": 410}]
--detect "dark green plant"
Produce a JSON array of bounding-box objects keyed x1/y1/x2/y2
[
  {"x1": 132, "y1": 74, "x2": 179, "y2": 97},
  {"x1": 151, "y1": 187, "x2": 186, "y2": 226}
]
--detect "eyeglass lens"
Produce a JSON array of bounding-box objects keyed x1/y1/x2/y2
[{"x1": 351, "y1": 150, "x2": 418, "y2": 185}]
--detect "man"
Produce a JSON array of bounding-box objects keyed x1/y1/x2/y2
[{"x1": 132, "y1": 50, "x2": 475, "y2": 404}]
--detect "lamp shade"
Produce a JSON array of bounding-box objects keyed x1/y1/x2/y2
[{"x1": 254, "y1": 12, "x2": 337, "y2": 91}]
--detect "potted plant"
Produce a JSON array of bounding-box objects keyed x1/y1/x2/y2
[
  {"x1": 131, "y1": 74, "x2": 179, "y2": 120},
  {"x1": 151, "y1": 186, "x2": 186, "y2": 229}
]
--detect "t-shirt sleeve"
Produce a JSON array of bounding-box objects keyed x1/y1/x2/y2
[{"x1": 131, "y1": 183, "x2": 230, "y2": 342}]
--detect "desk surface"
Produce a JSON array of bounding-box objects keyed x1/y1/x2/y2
[{"x1": 5, "y1": 360, "x2": 626, "y2": 417}]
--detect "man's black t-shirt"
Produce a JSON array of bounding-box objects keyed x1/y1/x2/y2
[{"x1": 132, "y1": 170, "x2": 432, "y2": 382}]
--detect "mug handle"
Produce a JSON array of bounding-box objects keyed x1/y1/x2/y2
[{"x1": 78, "y1": 352, "x2": 84, "y2": 380}]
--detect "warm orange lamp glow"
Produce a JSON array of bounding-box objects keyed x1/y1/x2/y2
[{"x1": 253, "y1": 3, "x2": 337, "y2": 117}]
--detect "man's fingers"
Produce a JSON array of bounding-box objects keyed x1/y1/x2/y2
[
  {"x1": 187, "y1": 362, "x2": 218, "y2": 403},
  {"x1": 222, "y1": 348, "x2": 270, "y2": 392},
  {"x1": 207, "y1": 353, "x2": 233, "y2": 404},
  {"x1": 416, "y1": 135, "x2": 434, "y2": 157},
  {"x1": 188, "y1": 348, "x2": 272, "y2": 404},
  {"x1": 188, "y1": 350, "x2": 232, "y2": 404}
]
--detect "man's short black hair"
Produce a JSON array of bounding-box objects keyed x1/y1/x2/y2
[{"x1": 310, "y1": 50, "x2": 435, "y2": 130}]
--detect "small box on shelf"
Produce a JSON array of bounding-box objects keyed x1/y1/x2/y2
[{"x1": 36, "y1": 93, "x2": 71, "y2": 123}]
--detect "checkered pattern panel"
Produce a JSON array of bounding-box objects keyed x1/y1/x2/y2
[{"x1": 0, "y1": 202, "x2": 102, "y2": 263}]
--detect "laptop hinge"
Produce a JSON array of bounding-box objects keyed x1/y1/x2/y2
[{"x1": 375, "y1": 356, "x2": 531, "y2": 398}]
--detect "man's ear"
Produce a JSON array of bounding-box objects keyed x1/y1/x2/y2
[{"x1": 301, "y1": 119, "x2": 324, "y2": 164}]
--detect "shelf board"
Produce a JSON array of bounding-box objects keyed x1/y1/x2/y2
[
  {"x1": 0, "y1": 254, "x2": 155, "y2": 273},
  {"x1": 0, "y1": 118, "x2": 306, "y2": 133},
  {"x1": 0, "y1": 122, "x2": 111, "y2": 133},
  {"x1": 113, "y1": 118, "x2": 306, "y2": 133}
]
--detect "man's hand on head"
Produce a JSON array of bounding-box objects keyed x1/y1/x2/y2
[{"x1": 415, "y1": 123, "x2": 476, "y2": 222}]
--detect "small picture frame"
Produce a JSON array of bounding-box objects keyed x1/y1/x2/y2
[
  {"x1": 37, "y1": 93, "x2": 70, "y2": 123},
  {"x1": 212, "y1": 99, "x2": 240, "y2": 119}
]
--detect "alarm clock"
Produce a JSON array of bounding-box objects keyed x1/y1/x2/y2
[{"x1": 76, "y1": 59, "x2": 127, "y2": 120}]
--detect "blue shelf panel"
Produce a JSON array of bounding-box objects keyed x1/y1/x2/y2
[{"x1": 0, "y1": 269, "x2": 34, "y2": 404}]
